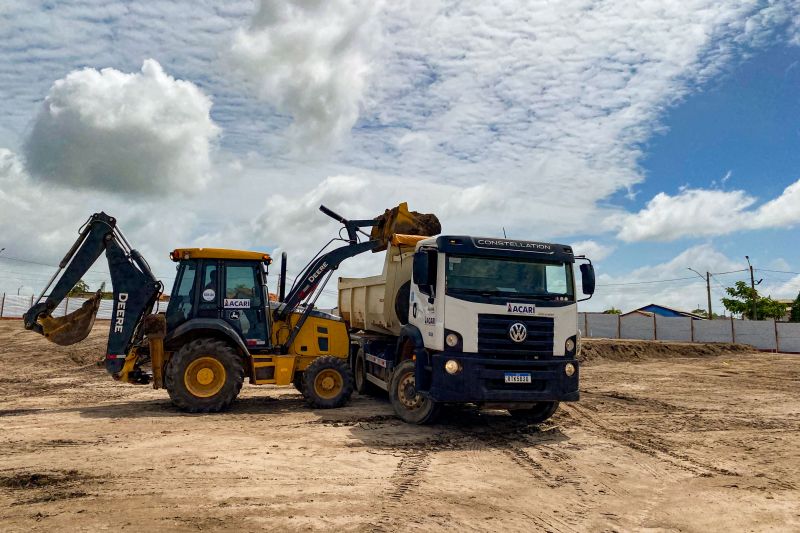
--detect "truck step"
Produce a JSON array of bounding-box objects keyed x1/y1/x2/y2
[{"x1": 366, "y1": 373, "x2": 389, "y2": 391}]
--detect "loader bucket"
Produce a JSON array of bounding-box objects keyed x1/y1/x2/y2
[
  {"x1": 370, "y1": 202, "x2": 441, "y2": 251},
  {"x1": 38, "y1": 292, "x2": 103, "y2": 346}
]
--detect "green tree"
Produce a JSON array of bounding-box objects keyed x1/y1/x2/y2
[
  {"x1": 602, "y1": 307, "x2": 621, "y2": 314},
  {"x1": 68, "y1": 279, "x2": 90, "y2": 296},
  {"x1": 790, "y1": 292, "x2": 800, "y2": 323},
  {"x1": 691, "y1": 308, "x2": 722, "y2": 319},
  {"x1": 721, "y1": 281, "x2": 786, "y2": 320}
]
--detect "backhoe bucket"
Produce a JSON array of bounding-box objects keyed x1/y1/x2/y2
[
  {"x1": 370, "y1": 202, "x2": 441, "y2": 251},
  {"x1": 38, "y1": 292, "x2": 103, "y2": 346}
]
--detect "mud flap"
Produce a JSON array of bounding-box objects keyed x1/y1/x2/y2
[{"x1": 38, "y1": 292, "x2": 103, "y2": 346}]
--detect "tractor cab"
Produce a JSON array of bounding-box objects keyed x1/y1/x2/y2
[{"x1": 167, "y1": 248, "x2": 272, "y2": 351}]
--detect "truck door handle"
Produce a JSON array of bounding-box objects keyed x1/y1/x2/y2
[{"x1": 412, "y1": 302, "x2": 417, "y2": 318}]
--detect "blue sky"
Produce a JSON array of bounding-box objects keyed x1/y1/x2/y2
[{"x1": 0, "y1": 0, "x2": 799, "y2": 313}]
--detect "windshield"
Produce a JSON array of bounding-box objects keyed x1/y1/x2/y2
[{"x1": 445, "y1": 255, "x2": 574, "y2": 299}]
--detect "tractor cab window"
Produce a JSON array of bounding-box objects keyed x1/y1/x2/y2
[
  {"x1": 166, "y1": 261, "x2": 198, "y2": 329},
  {"x1": 198, "y1": 262, "x2": 218, "y2": 312},
  {"x1": 223, "y1": 263, "x2": 265, "y2": 342}
]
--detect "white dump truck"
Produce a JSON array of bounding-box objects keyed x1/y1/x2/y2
[{"x1": 339, "y1": 234, "x2": 595, "y2": 424}]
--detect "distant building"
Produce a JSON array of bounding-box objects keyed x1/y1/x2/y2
[
  {"x1": 623, "y1": 304, "x2": 706, "y2": 320},
  {"x1": 776, "y1": 299, "x2": 794, "y2": 322}
]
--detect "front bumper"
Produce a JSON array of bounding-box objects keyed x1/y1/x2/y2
[{"x1": 426, "y1": 353, "x2": 579, "y2": 403}]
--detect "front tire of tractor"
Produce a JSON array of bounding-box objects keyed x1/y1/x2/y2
[
  {"x1": 165, "y1": 338, "x2": 244, "y2": 413},
  {"x1": 508, "y1": 401, "x2": 559, "y2": 424},
  {"x1": 389, "y1": 359, "x2": 440, "y2": 425},
  {"x1": 293, "y1": 372, "x2": 305, "y2": 394},
  {"x1": 303, "y1": 356, "x2": 354, "y2": 409}
]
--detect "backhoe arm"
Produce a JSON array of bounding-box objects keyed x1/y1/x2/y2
[{"x1": 23, "y1": 212, "x2": 162, "y2": 377}]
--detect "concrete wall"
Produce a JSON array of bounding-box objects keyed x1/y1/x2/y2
[
  {"x1": 578, "y1": 312, "x2": 800, "y2": 352},
  {"x1": 776, "y1": 323, "x2": 800, "y2": 353},
  {"x1": 584, "y1": 313, "x2": 619, "y2": 338},
  {"x1": 0, "y1": 294, "x2": 167, "y2": 320},
  {"x1": 620, "y1": 314, "x2": 655, "y2": 340},
  {"x1": 655, "y1": 316, "x2": 692, "y2": 342},
  {"x1": 692, "y1": 319, "x2": 733, "y2": 343},
  {"x1": 733, "y1": 319, "x2": 777, "y2": 351}
]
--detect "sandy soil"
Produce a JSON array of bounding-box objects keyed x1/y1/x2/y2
[{"x1": 1, "y1": 321, "x2": 798, "y2": 532}]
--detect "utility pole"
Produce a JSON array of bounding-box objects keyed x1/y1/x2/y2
[
  {"x1": 688, "y1": 268, "x2": 712, "y2": 319},
  {"x1": 745, "y1": 256, "x2": 759, "y2": 320}
]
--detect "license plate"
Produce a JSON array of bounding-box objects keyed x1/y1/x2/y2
[{"x1": 504, "y1": 372, "x2": 531, "y2": 384}]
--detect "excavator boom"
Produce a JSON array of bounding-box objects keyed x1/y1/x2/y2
[{"x1": 23, "y1": 212, "x2": 162, "y2": 377}]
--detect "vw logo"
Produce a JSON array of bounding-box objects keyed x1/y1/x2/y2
[{"x1": 508, "y1": 322, "x2": 527, "y2": 343}]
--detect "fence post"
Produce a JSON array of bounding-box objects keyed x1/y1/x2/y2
[
  {"x1": 0, "y1": 293, "x2": 4, "y2": 318},
  {"x1": 731, "y1": 316, "x2": 735, "y2": 343},
  {"x1": 616, "y1": 315, "x2": 621, "y2": 339},
  {"x1": 65, "y1": 296, "x2": 70, "y2": 315},
  {"x1": 653, "y1": 314, "x2": 658, "y2": 341},
  {"x1": 775, "y1": 319, "x2": 780, "y2": 353},
  {"x1": 690, "y1": 317, "x2": 695, "y2": 342},
  {"x1": 30, "y1": 294, "x2": 34, "y2": 308}
]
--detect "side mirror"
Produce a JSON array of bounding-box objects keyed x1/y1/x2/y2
[
  {"x1": 413, "y1": 250, "x2": 437, "y2": 297},
  {"x1": 580, "y1": 263, "x2": 595, "y2": 295}
]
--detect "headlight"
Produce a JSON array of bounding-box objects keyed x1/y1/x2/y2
[
  {"x1": 565, "y1": 338, "x2": 575, "y2": 353},
  {"x1": 445, "y1": 359, "x2": 461, "y2": 374},
  {"x1": 445, "y1": 333, "x2": 459, "y2": 347},
  {"x1": 565, "y1": 363, "x2": 576, "y2": 377}
]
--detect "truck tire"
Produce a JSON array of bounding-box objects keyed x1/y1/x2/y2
[
  {"x1": 165, "y1": 338, "x2": 244, "y2": 413},
  {"x1": 303, "y1": 356, "x2": 354, "y2": 408},
  {"x1": 508, "y1": 401, "x2": 559, "y2": 424},
  {"x1": 353, "y1": 348, "x2": 378, "y2": 395},
  {"x1": 389, "y1": 359, "x2": 440, "y2": 424}
]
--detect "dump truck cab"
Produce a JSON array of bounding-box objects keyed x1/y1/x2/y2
[{"x1": 341, "y1": 235, "x2": 595, "y2": 424}]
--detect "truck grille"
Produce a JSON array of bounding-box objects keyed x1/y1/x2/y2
[{"x1": 477, "y1": 314, "x2": 554, "y2": 358}]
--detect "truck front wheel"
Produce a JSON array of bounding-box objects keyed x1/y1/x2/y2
[
  {"x1": 508, "y1": 401, "x2": 559, "y2": 424},
  {"x1": 389, "y1": 359, "x2": 440, "y2": 424},
  {"x1": 165, "y1": 338, "x2": 244, "y2": 413}
]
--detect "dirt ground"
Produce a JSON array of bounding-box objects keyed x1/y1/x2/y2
[{"x1": 1, "y1": 321, "x2": 799, "y2": 532}]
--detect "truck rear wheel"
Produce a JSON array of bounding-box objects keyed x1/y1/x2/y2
[
  {"x1": 353, "y1": 348, "x2": 378, "y2": 395},
  {"x1": 165, "y1": 338, "x2": 244, "y2": 413},
  {"x1": 303, "y1": 356, "x2": 354, "y2": 408},
  {"x1": 389, "y1": 359, "x2": 440, "y2": 425},
  {"x1": 508, "y1": 401, "x2": 559, "y2": 424}
]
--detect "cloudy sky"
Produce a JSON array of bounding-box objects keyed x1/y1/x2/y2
[{"x1": 1, "y1": 0, "x2": 799, "y2": 313}]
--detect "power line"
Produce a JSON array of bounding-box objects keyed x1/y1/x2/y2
[
  {"x1": 597, "y1": 275, "x2": 697, "y2": 287},
  {"x1": 756, "y1": 268, "x2": 800, "y2": 275}
]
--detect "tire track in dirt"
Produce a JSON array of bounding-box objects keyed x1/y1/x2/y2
[
  {"x1": 371, "y1": 452, "x2": 431, "y2": 532},
  {"x1": 568, "y1": 405, "x2": 738, "y2": 478}
]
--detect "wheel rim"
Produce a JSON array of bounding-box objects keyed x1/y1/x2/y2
[
  {"x1": 397, "y1": 371, "x2": 424, "y2": 410},
  {"x1": 314, "y1": 369, "x2": 343, "y2": 400},
  {"x1": 184, "y1": 356, "x2": 226, "y2": 398}
]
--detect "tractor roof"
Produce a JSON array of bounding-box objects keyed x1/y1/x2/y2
[{"x1": 170, "y1": 248, "x2": 271, "y2": 263}]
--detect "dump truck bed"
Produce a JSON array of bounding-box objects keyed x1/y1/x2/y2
[{"x1": 338, "y1": 235, "x2": 428, "y2": 336}]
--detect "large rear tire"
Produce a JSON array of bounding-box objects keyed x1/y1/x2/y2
[
  {"x1": 389, "y1": 359, "x2": 440, "y2": 424},
  {"x1": 165, "y1": 338, "x2": 244, "y2": 413},
  {"x1": 303, "y1": 356, "x2": 354, "y2": 409},
  {"x1": 353, "y1": 348, "x2": 379, "y2": 395},
  {"x1": 508, "y1": 401, "x2": 559, "y2": 424}
]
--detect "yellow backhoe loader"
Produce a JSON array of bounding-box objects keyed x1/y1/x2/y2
[{"x1": 23, "y1": 203, "x2": 440, "y2": 412}]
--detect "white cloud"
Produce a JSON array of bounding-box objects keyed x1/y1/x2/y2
[
  {"x1": 24, "y1": 59, "x2": 219, "y2": 195},
  {"x1": 610, "y1": 179, "x2": 800, "y2": 242},
  {"x1": 584, "y1": 244, "x2": 745, "y2": 313},
  {"x1": 571, "y1": 240, "x2": 615, "y2": 262},
  {"x1": 229, "y1": 0, "x2": 381, "y2": 150}
]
